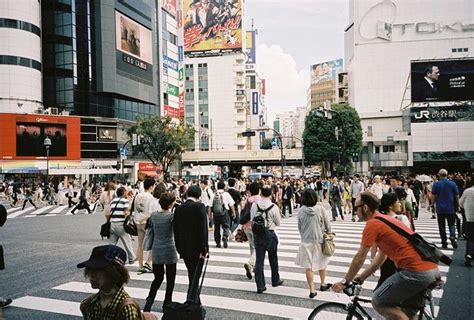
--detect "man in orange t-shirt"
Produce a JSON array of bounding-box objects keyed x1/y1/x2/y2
[{"x1": 332, "y1": 192, "x2": 440, "y2": 320}]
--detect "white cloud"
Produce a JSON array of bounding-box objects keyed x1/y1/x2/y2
[{"x1": 256, "y1": 43, "x2": 309, "y2": 123}]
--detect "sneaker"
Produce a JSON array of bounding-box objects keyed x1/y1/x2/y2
[
  {"x1": 257, "y1": 287, "x2": 267, "y2": 294},
  {"x1": 450, "y1": 237, "x2": 458, "y2": 249},
  {"x1": 0, "y1": 297, "x2": 12, "y2": 308},
  {"x1": 215, "y1": 243, "x2": 221, "y2": 248},
  {"x1": 244, "y1": 263, "x2": 252, "y2": 280},
  {"x1": 137, "y1": 267, "x2": 148, "y2": 274},
  {"x1": 320, "y1": 283, "x2": 332, "y2": 292},
  {"x1": 465, "y1": 255, "x2": 472, "y2": 267},
  {"x1": 128, "y1": 258, "x2": 138, "y2": 265},
  {"x1": 441, "y1": 244, "x2": 448, "y2": 249},
  {"x1": 144, "y1": 262, "x2": 153, "y2": 272}
]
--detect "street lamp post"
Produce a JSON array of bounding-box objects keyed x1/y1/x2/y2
[
  {"x1": 248, "y1": 127, "x2": 284, "y2": 179},
  {"x1": 281, "y1": 135, "x2": 305, "y2": 178},
  {"x1": 43, "y1": 136, "x2": 52, "y2": 183}
]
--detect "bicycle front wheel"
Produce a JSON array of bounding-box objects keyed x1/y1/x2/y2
[{"x1": 308, "y1": 302, "x2": 363, "y2": 320}]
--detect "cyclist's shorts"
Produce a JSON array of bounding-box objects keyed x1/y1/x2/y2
[{"x1": 372, "y1": 268, "x2": 440, "y2": 314}]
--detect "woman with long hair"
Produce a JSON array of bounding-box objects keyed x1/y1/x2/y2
[
  {"x1": 295, "y1": 188, "x2": 332, "y2": 298},
  {"x1": 99, "y1": 182, "x2": 116, "y2": 217}
]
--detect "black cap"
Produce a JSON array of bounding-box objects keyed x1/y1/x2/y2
[{"x1": 77, "y1": 245, "x2": 126, "y2": 269}]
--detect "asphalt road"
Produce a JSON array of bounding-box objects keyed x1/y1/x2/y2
[{"x1": 0, "y1": 207, "x2": 472, "y2": 319}]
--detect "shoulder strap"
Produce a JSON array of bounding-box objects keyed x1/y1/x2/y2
[
  {"x1": 264, "y1": 204, "x2": 275, "y2": 213},
  {"x1": 374, "y1": 216, "x2": 413, "y2": 241},
  {"x1": 119, "y1": 297, "x2": 141, "y2": 319},
  {"x1": 110, "y1": 198, "x2": 122, "y2": 218}
]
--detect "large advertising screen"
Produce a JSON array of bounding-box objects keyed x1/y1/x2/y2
[
  {"x1": 184, "y1": 0, "x2": 243, "y2": 57},
  {"x1": 411, "y1": 59, "x2": 474, "y2": 103},
  {"x1": 115, "y1": 10, "x2": 154, "y2": 85},
  {"x1": 162, "y1": 0, "x2": 177, "y2": 17},
  {"x1": 16, "y1": 123, "x2": 67, "y2": 157},
  {"x1": 311, "y1": 59, "x2": 343, "y2": 84},
  {"x1": 0, "y1": 114, "x2": 81, "y2": 160}
]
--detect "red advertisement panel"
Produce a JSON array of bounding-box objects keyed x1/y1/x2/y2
[{"x1": 0, "y1": 113, "x2": 81, "y2": 160}]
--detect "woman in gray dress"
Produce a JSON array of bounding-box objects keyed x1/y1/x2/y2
[{"x1": 143, "y1": 192, "x2": 178, "y2": 312}]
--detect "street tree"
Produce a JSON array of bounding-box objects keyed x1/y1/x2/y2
[
  {"x1": 303, "y1": 103, "x2": 363, "y2": 174},
  {"x1": 260, "y1": 138, "x2": 273, "y2": 150},
  {"x1": 127, "y1": 116, "x2": 195, "y2": 179}
]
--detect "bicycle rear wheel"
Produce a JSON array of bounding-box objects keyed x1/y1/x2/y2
[{"x1": 308, "y1": 302, "x2": 363, "y2": 320}]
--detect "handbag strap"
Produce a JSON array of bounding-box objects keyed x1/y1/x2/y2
[
  {"x1": 109, "y1": 198, "x2": 122, "y2": 220},
  {"x1": 374, "y1": 216, "x2": 414, "y2": 241}
]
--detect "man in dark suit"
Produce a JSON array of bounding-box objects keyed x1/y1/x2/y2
[
  {"x1": 413, "y1": 65, "x2": 440, "y2": 102},
  {"x1": 227, "y1": 178, "x2": 242, "y2": 235},
  {"x1": 282, "y1": 179, "x2": 294, "y2": 217},
  {"x1": 173, "y1": 185, "x2": 209, "y2": 302}
]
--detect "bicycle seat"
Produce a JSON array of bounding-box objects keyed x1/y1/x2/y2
[{"x1": 427, "y1": 279, "x2": 444, "y2": 290}]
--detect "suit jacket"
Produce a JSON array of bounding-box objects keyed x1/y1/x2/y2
[
  {"x1": 173, "y1": 199, "x2": 209, "y2": 259},
  {"x1": 413, "y1": 78, "x2": 438, "y2": 102},
  {"x1": 283, "y1": 186, "x2": 293, "y2": 200}
]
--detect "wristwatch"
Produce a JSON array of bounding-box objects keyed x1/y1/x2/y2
[{"x1": 341, "y1": 278, "x2": 348, "y2": 285}]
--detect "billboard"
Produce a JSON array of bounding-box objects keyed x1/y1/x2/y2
[
  {"x1": 162, "y1": 0, "x2": 177, "y2": 17},
  {"x1": 410, "y1": 104, "x2": 474, "y2": 123},
  {"x1": 411, "y1": 59, "x2": 474, "y2": 103},
  {"x1": 184, "y1": 0, "x2": 243, "y2": 57},
  {"x1": 246, "y1": 31, "x2": 256, "y2": 64},
  {"x1": 311, "y1": 59, "x2": 343, "y2": 84},
  {"x1": 115, "y1": 10, "x2": 154, "y2": 85},
  {"x1": 0, "y1": 114, "x2": 80, "y2": 160}
]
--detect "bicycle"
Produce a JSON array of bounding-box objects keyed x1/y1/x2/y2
[{"x1": 308, "y1": 280, "x2": 443, "y2": 320}]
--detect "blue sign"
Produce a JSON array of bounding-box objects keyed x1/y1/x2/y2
[
  {"x1": 120, "y1": 148, "x2": 128, "y2": 157},
  {"x1": 271, "y1": 137, "x2": 279, "y2": 146},
  {"x1": 252, "y1": 92, "x2": 259, "y2": 115},
  {"x1": 164, "y1": 55, "x2": 178, "y2": 71},
  {"x1": 163, "y1": 64, "x2": 168, "y2": 75},
  {"x1": 178, "y1": 46, "x2": 184, "y2": 62}
]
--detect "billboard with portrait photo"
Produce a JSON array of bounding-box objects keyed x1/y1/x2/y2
[
  {"x1": 411, "y1": 59, "x2": 474, "y2": 103},
  {"x1": 16, "y1": 123, "x2": 67, "y2": 157},
  {"x1": 116, "y1": 11, "x2": 152, "y2": 64},
  {"x1": 184, "y1": 0, "x2": 243, "y2": 57},
  {"x1": 311, "y1": 59, "x2": 343, "y2": 84}
]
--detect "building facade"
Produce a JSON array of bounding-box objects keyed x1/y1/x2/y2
[
  {"x1": 307, "y1": 59, "x2": 343, "y2": 110},
  {"x1": 346, "y1": 0, "x2": 474, "y2": 173},
  {"x1": 0, "y1": 0, "x2": 42, "y2": 114}
]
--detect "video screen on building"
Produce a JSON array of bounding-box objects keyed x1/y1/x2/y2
[
  {"x1": 184, "y1": 0, "x2": 243, "y2": 57},
  {"x1": 411, "y1": 59, "x2": 474, "y2": 103},
  {"x1": 16, "y1": 122, "x2": 67, "y2": 157},
  {"x1": 115, "y1": 10, "x2": 153, "y2": 84}
]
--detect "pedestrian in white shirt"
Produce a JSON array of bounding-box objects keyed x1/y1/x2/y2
[
  {"x1": 200, "y1": 179, "x2": 214, "y2": 229},
  {"x1": 134, "y1": 178, "x2": 155, "y2": 274},
  {"x1": 371, "y1": 175, "x2": 384, "y2": 200},
  {"x1": 350, "y1": 174, "x2": 365, "y2": 221}
]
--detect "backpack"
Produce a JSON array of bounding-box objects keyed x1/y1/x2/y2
[
  {"x1": 239, "y1": 201, "x2": 253, "y2": 225},
  {"x1": 212, "y1": 193, "x2": 226, "y2": 216},
  {"x1": 252, "y1": 204, "x2": 275, "y2": 235}
]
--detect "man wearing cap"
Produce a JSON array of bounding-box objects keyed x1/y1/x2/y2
[{"x1": 0, "y1": 204, "x2": 12, "y2": 309}]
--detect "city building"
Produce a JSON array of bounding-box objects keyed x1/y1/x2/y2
[
  {"x1": 0, "y1": 0, "x2": 42, "y2": 114},
  {"x1": 307, "y1": 59, "x2": 343, "y2": 110},
  {"x1": 274, "y1": 106, "x2": 307, "y2": 148},
  {"x1": 0, "y1": 0, "x2": 172, "y2": 179},
  {"x1": 345, "y1": 0, "x2": 474, "y2": 174},
  {"x1": 183, "y1": 0, "x2": 249, "y2": 151}
]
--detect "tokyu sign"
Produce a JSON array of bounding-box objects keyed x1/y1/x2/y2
[{"x1": 359, "y1": 1, "x2": 474, "y2": 41}]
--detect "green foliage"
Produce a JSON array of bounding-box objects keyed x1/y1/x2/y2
[
  {"x1": 127, "y1": 116, "x2": 195, "y2": 177},
  {"x1": 303, "y1": 103, "x2": 363, "y2": 172},
  {"x1": 260, "y1": 138, "x2": 273, "y2": 150}
]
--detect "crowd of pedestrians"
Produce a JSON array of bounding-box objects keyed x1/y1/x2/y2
[{"x1": 1, "y1": 168, "x2": 473, "y2": 316}]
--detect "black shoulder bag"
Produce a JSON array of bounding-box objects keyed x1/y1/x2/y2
[
  {"x1": 374, "y1": 216, "x2": 452, "y2": 265},
  {"x1": 124, "y1": 196, "x2": 138, "y2": 236},
  {"x1": 100, "y1": 200, "x2": 120, "y2": 239}
]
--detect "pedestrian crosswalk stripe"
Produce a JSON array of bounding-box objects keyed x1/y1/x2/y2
[
  {"x1": 7, "y1": 206, "x2": 37, "y2": 218},
  {"x1": 54, "y1": 281, "x2": 316, "y2": 319},
  {"x1": 6, "y1": 207, "x2": 21, "y2": 214},
  {"x1": 11, "y1": 296, "x2": 82, "y2": 316},
  {"x1": 50, "y1": 205, "x2": 69, "y2": 214},
  {"x1": 29, "y1": 205, "x2": 54, "y2": 215}
]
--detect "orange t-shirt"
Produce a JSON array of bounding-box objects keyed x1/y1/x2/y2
[{"x1": 361, "y1": 213, "x2": 438, "y2": 272}]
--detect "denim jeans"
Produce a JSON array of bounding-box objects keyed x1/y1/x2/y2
[
  {"x1": 437, "y1": 213, "x2": 456, "y2": 246},
  {"x1": 331, "y1": 199, "x2": 344, "y2": 220},
  {"x1": 213, "y1": 213, "x2": 230, "y2": 245},
  {"x1": 254, "y1": 230, "x2": 281, "y2": 289},
  {"x1": 230, "y1": 209, "x2": 240, "y2": 233}
]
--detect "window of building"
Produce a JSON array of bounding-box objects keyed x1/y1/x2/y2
[
  {"x1": 383, "y1": 145, "x2": 395, "y2": 153},
  {"x1": 375, "y1": 146, "x2": 380, "y2": 154},
  {"x1": 367, "y1": 126, "x2": 373, "y2": 137}
]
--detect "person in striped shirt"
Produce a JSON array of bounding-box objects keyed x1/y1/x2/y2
[{"x1": 108, "y1": 187, "x2": 136, "y2": 264}]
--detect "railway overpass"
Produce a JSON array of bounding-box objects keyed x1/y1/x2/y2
[{"x1": 181, "y1": 148, "x2": 303, "y2": 166}]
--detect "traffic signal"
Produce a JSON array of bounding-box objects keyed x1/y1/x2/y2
[{"x1": 114, "y1": 161, "x2": 121, "y2": 171}]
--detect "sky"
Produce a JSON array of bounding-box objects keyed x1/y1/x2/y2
[{"x1": 244, "y1": 0, "x2": 350, "y2": 123}]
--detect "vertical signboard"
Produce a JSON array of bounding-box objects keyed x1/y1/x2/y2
[{"x1": 252, "y1": 92, "x2": 259, "y2": 115}]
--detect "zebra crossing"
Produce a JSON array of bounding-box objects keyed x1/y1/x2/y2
[
  {"x1": 5, "y1": 203, "x2": 100, "y2": 219},
  {"x1": 9, "y1": 211, "x2": 450, "y2": 319}
]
